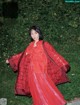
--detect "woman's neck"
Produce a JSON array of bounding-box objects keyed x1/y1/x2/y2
[{"x1": 34, "y1": 40, "x2": 39, "y2": 43}]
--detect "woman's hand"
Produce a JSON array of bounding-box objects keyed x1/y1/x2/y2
[
  {"x1": 26, "y1": 52, "x2": 28, "y2": 55},
  {"x1": 6, "y1": 59, "x2": 9, "y2": 64}
]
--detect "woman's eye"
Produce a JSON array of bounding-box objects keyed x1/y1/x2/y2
[{"x1": 35, "y1": 32, "x2": 37, "y2": 34}]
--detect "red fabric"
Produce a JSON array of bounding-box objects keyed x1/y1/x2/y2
[
  {"x1": 8, "y1": 52, "x2": 23, "y2": 72},
  {"x1": 28, "y1": 68, "x2": 66, "y2": 105},
  {"x1": 43, "y1": 41, "x2": 70, "y2": 85},
  {"x1": 8, "y1": 40, "x2": 70, "y2": 101}
]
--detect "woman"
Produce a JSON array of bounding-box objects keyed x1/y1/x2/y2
[{"x1": 6, "y1": 25, "x2": 70, "y2": 105}]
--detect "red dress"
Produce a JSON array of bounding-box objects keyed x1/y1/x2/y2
[{"x1": 8, "y1": 40, "x2": 70, "y2": 105}]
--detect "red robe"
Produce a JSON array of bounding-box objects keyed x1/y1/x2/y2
[{"x1": 8, "y1": 40, "x2": 70, "y2": 97}]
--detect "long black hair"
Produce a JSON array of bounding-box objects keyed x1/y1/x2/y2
[{"x1": 29, "y1": 25, "x2": 44, "y2": 42}]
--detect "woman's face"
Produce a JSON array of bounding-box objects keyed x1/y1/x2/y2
[{"x1": 30, "y1": 29, "x2": 39, "y2": 41}]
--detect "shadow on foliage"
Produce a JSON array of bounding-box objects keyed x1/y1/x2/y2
[{"x1": 2, "y1": 1, "x2": 18, "y2": 18}]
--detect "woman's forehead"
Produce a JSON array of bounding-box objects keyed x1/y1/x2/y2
[{"x1": 31, "y1": 29, "x2": 37, "y2": 33}]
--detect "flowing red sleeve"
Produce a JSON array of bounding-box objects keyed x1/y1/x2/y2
[
  {"x1": 8, "y1": 43, "x2": 31, "y2": 72},
  {"x1": 8, "y1": 52, "x2": 23, "y2": 72},
  {"x1": 44, "y1": 41, "x2": 70, "y2": 72}
]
